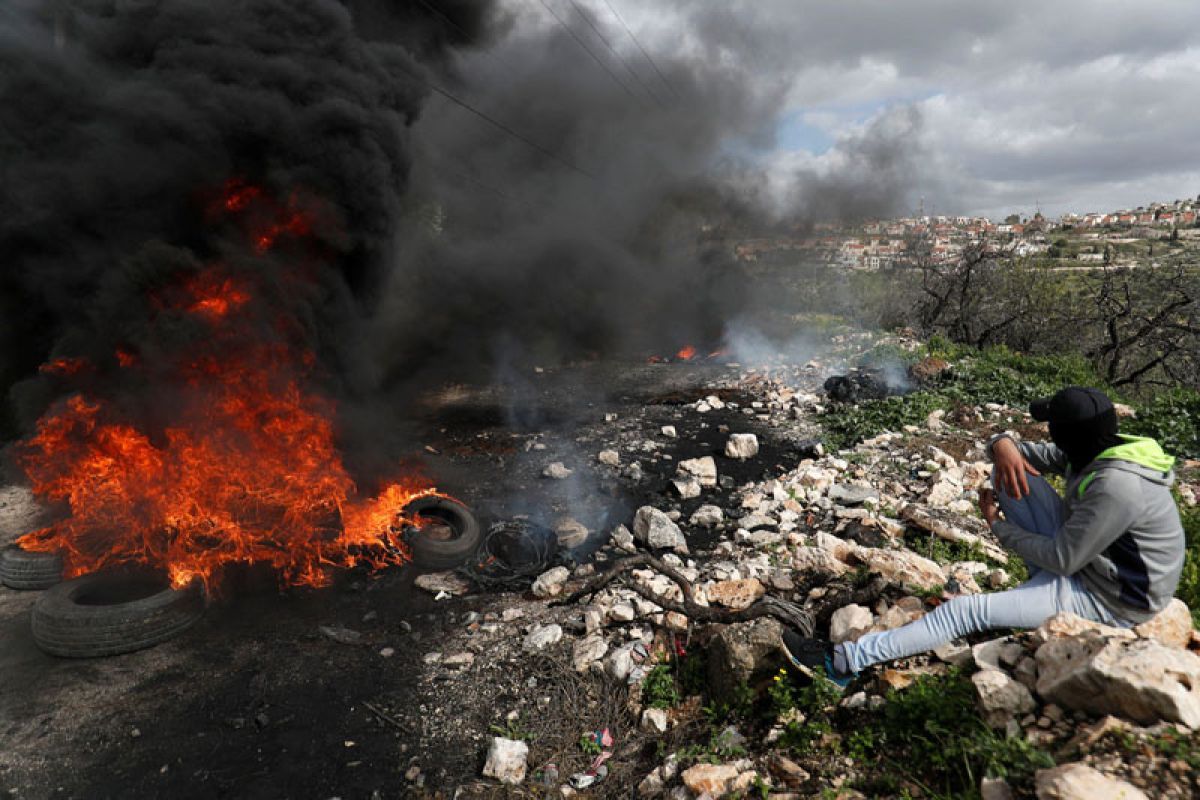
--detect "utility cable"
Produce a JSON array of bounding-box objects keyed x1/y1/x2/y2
[
  {"x1": 401, "y1": 63, "x2": 597, "y2": 180},
  {"x1": 536, "y1": 0, "x2": 642, "y2": 104},
  {"x1": 566, "y1": 0, "x2": 664, "y2": 108},
  {"x1": 598, "y1": 0, "x2": 678, "y2": 98},
  {"x1": 412, "y1": 0, "x2": 523, "y2": 74}
]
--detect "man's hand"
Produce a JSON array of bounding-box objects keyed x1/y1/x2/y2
[
  {"x1": 979, "y1": 487, "x2": 1000, "y2": 526},
  {"x1": 992, "y1": 437, "x2": 1040, "y2": 499}
]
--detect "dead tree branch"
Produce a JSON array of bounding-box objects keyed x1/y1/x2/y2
[{"x1": 553, "y1": 554, "x2": 886, "y2": 637}]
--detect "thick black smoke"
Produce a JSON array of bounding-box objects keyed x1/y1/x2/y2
[
  {"x1": 1, "y1": 0, "x2": 925, "y2": 476},
  {"x1": 364, "y1": 3, "x2": 928, "y2": 391},
  {"x1": 0, "y1": 0, "x2": 450, "y2": 442}
]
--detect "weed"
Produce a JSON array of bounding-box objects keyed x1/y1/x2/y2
[
  {"x1": 489, "y1": 717, "x2": 535, "y2": 742},
  {"x1": 767, "y1": 668, "x2": 796, "y2": 717},
  {"x1": 1003, "y1": 555, "x2": 1030, "y2": 587},
  {"x1": 676, "y1": 726, "x2": 749, "y2": 765},
  {"x1": 702, "y1": 681, "x2": 756, "y2": 725},
  {"x1": 642, "y1": 664, "x2": 680, "y2": 710},
  {"x1": 578, "y1": 732, "x2": 602, "y2": 756},
  {"x1": 915, "y1": 532, "x2": 992, "y2": 566},
  {"x1": 912, "y1": 582, "x2": 946, "y2": 600},
  {"x1": 821, "y1": 392, "x2": 945, "y2": 450},
  {"x1": 864, "y1": 669, "x2": 1054, "y2": 796},
  {"x1": 1149, "y1": 728, "x2": 1200, "y2": 769},
  {"x1": 675, "y1": 651, "x2": 708, "y2": 697},
  {"x1": 820, "y1": 342, "x2": 1105, "y2": 449},
  {"x1": 779, "y1": 675, "x2": 844, "y2": 756},
  {"x1": 845, "y1": 728, "x2": 878, "y2": 762}
]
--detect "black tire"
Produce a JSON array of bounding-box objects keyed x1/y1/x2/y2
[
  {"x1": 31, "y1": 572, "x2": 204, "y2": 658},
  {"x1": 404, "y1": 497, "x2": 482, "y2": 571},
  {"x1": 1, "y1": 547, "x2": 63, "y2": 590}
]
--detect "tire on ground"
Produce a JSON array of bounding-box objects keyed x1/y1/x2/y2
[
  {"x1": 32, "y1": 572, "x2": 204, "y2": 658},
  {"x1": 405, "y1": 496, "x2": 482, "y2": 571},
  {"x1": 0, "y1": 547, "x2": 63, "y2": 590}
]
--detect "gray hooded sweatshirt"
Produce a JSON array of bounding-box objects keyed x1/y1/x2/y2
[{"x1": 989, "y1": 434, "x2": 1185, "y2": 623}]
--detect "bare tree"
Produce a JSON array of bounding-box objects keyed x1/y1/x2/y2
[{"x1": 1086, "y1": 264, "x2": 1199, "y2": 389}]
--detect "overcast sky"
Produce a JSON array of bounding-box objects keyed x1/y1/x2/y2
[{"x1": 501, "y1": 0, "x2": 1200, "y2": 220}]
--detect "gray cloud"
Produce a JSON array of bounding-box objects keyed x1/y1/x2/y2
[{"x1": 618, "y1": 0, "x2": 1200, "y2": 217}]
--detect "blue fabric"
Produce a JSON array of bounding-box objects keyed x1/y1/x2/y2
[
  {"x1": 824, "y1": 652, "x2": 853, "y2": 688},
  {"x1": 837, "y1": 474, "x2": 1130, "y2": 673},
  {"x1": 996, "y1": 475, "x2": 1065, "y2": 577}
]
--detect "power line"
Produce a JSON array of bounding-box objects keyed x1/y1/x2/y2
[
  {"x1": 412, "y1": 0, "x2": 521, "y2": 74},
  {"x1": 598, "y1": 0, "x2": 677, "y2": 99},
  {"x1": 536, "y1": 0, "x2": 642, "y2": 104},
  {"x1": 400, "y1": 63, "x2": 597, "y2": 180},
  {"x1": 566, "y1": 0, "x2": 664, "y2": 108},
  {"x1": 435, "y1": 162, "x2": 538, "y2": 211}
]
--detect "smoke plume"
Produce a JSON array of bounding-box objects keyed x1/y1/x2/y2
[{"x1": 1, "y1": 0, "x2": 925, "y2": 474}]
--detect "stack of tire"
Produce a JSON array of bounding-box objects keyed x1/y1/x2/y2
[
  {"x1": 0, "y1": 546, "x2": 62, "y2": 590},
  {"x1": 2, "y1": 545, "x2": 204, "y2": 658},
  {"x1": 3, "y1": 497, "x2": 479, "y2": 658}
]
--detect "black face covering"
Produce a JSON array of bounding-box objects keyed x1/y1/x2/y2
[{"x1": 1049, "y1": 408, "x2": 1123, "y2": 471}]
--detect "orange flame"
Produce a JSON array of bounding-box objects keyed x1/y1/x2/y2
[
  {"x1": 17, "y1": 181, "x2": 439, "y2": 591},
  {"x1": 675, "y1": 345, "x2": 697, "y2": 361},
  {"x1": 185, "y1": 272, "x2": 252, "y2": 319},
  {"x1": 39, "y1": 357, "x2": 90, "y2": 376}
]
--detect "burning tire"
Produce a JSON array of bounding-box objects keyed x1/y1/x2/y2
[
  {"x1": 404, "y1": 497, "x2": 481, "y2": 571},
  {"x1": 0, "y1": 546, "x2": 63, "y2": 590},
  {"x1": 31, "y1": 572, "x2": 204, "y2": 658}
]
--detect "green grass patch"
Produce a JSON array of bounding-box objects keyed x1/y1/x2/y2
[
  {"x1": 850, "y1": 669, "x2": 1054, "y2": 799},
  {"x1": 821, "y1": 336, "x2": 1200, "y2": 460},
  {"x1": 821, "y1": 392, "x2": 945, "y2": 450},
  {"x1": 820, "y1": 340, "x2": 1104, "y2": 449}
]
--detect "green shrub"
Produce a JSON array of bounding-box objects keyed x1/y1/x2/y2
[
  {"x1": 642, "y1": 664, "x2": 680, "y2": 710},
  {"x1": 1176, "y1": 501, "x2": 1200, "y2": 627},
  {"x1": 779, "y1": 675, "x2": 844, "y2": 755},
  {"x1": 936, "y1": 346, "x2": 1102, "y2": 409},
  {"x1": 854, "y1": 670, "x2": 1054, "y2": 798},
  {"x1": 1125, "y1": 388, "x2": 1200, "y2": 459},
  {"x1": 821, "y1": 392, "x2": 945, "y2": 450}
]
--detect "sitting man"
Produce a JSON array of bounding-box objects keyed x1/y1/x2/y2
[{"x1": 785, "y1": 386, "x2": 1186, "y2": 685}]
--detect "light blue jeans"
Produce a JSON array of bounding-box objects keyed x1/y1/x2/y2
[{"x1": 839, "y1": 475, "x2": 1128, "y2": 673}]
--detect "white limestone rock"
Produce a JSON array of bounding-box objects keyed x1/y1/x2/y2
[
  {"x1": 1034, "y1": 763, "x2": 1148, "y2": 800},
  {"x1": 633, "y1": 506, "x2": 688, "y2": 553},
  {"x1": 1036, "y1": 633, "x2": 1200, "y2": 729},
  {"x1": 690, "y1": 505, "x2": 724, "y2": 527},
  {"x1": 725, "y1": 433, "x2": 760, "y2": 460},
  {"x1": 829, "y1": 604, "x2": 874, "y2": 644},
  {"x1": 543, "y1": 462, "x2": 573, "y2": 480},
  {"x1": 531, "y1": 566, "x2": 571, "y2": 598},
  {"x1": 972, "y1": 668, "x2": 1036, "y2": 729},
  {"x1": 523, "y1": 624, "x2": 563, "y2": 652},
  {"x1": 483, "y1": 737, "x2": 529, "y2": 785},
  {"x1": 677, "y1": 456, "x2": 718, "y2": 488}
]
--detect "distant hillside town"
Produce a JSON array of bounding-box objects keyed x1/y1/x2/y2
[{"x1": 734, "y1": 195, "x2": 1200, "y2": 270}]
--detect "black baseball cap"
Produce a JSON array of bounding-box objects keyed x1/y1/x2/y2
[{"x1": 1029, "y1": 386, "x2": 1114, "y2": 423}]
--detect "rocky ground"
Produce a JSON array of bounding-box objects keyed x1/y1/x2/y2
[{"x1": 2, "y1": 332, "x2": 1198, "y2": 799}]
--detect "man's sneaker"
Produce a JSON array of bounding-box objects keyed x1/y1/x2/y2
[{"x1": 781, "y1": 629, "x2": 855, "y2": 689}]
